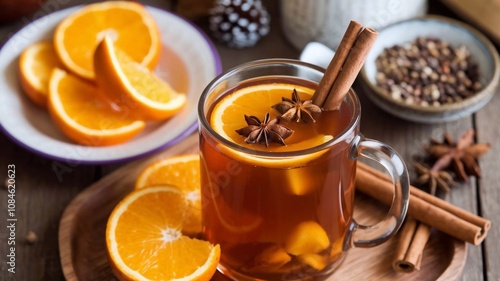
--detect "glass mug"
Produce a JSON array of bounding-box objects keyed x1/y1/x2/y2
[{"x1": 197, "y1": 59, "x2": 410, "y2": 280}]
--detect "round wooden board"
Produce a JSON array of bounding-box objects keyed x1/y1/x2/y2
[{"x1": 58, "y1": 134, "x2": 467, "y2": 281}]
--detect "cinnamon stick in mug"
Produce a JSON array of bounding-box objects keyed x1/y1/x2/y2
[
  {"x1": 323, "y1": 27, "x2": 378, "y2": 110},
  {"x1": 356, "y1": 162, "x2": 491, "y2": 245},
  {"x1": 312, "y1": 21, "x2": 363, "y2": 107}
]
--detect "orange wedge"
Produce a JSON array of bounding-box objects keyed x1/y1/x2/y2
[
  {"x1": 296, "y1": 253, "x2": 329, "y2": 271},
  {"x1": 54, "y1": 1, "x2": 160, "y2": 80},
  {"x1": 253, "y1": 245, "x2": 291, "y2": 268},
  {"x1": 94, "y1": 36, "x2": 187, "y2": 121},
  {"x1": 135, "y1": 154, "x2": 201, "y2": 234},
  {"x1": 106, "y1": 186, "x2": 220, "y2": 281},
  {"x1": 47, "y1": 68, "x2": 145, "y2": 146},
  {"x1": 284, "y1": 221, "x2": 330, "y2": 256},
  {"x1": 18, "y1": 41, "x2": 66, "y2": 107}
]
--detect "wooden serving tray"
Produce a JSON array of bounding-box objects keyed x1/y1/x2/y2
[{"x1": 59, "y1": 134, "x2": 467, "y2": 281}]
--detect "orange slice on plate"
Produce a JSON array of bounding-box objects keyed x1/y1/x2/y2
[
  {"x1": 106, "y1": 186, "x2": 220, "y2": 281},
  {"x1": 48, "y1": 68, "x2": 145, "y2": 146},
  {"x1": 135, "y1": 154, "x2": 201, "y2": 235},
  {"x1": 94, "y1": 36, "x2": 187, "y2": 121},
  {"x1": 54, "y1": 1, "x2": 160, "y2": 80},
  {"x1": 18, "y1": 41, "x2": 66, "y2": 107}
]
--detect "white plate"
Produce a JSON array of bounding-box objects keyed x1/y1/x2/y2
[{"x1": 0, "y1": 5, "x2": 221, "y2": 164}]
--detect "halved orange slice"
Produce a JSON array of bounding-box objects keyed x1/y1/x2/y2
[
  {"x1": 18, "y1": 41, "x2": 66, "y2": 107},
  {"x1": 47, "y1": 68, "x2": 145, "y2": 146},
  {"x1": 106, "y1": 186, "x2": 220, "y2": 281},
  {"x1": 94, "y1": 36, "x2": 186, "y2": 121},
  {"x1": 135, "y1": 154, "x2": 201, "y2": 235},
  {"x1": 54, "y1": 1, "x2": 160, "y2": 80}
]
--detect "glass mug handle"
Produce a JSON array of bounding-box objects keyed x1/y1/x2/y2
[{"x1": 349, "y1": 134, "x2": 410, "y2": 247}]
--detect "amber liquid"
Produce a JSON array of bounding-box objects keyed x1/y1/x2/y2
[{"x1": 200, "y1": 77, "x2": 356, "y2": 280}]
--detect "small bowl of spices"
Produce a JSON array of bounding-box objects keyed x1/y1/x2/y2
[{"x1": 360, "y1": 15, "x2": 500, "y2": 123}]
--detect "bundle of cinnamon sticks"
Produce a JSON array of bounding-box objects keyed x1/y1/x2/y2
[
  {"x1": 312, "y1": 21, "x2": 377, "y2": 110},
  {"x1": 356, "y1": 162, "x2": 491, "y2": 272}
]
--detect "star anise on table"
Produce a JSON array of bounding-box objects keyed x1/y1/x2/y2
[
  {"x1": 272, "y1": 89, "x2": 322, "y2": 123},
  {"x1": 415, "y1": 129, "x2": 490, "y2": 193},
  {"x1": 235, "y1": 113, "x2": 294, "y2": 147},
  {"x1": 414, "y1": 161, "x2": 454, "y2": 195}
]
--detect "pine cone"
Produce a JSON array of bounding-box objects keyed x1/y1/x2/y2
[{"x1": 208, "y1": 0, "x2": 270, "y2": 48}]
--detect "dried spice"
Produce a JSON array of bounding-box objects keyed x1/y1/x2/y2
[
  {"x1": 415, "y1": 129, "x2": 490, "y2": 192},
  {"x1": 414, "y1": 161, "x2": 454, "y2": 194},
  {"x1": 236, "y1": 113, "x2": 293, "y2": 147},
  {"x1": 272, "y1": 89, "x2": 322, "y2": 123},
  {"x1": 424, "y1": 129, "x2": 490, "y2": 181},
  {"x1": 375, "y1": 37, "x2": 483, "y2": 106}
]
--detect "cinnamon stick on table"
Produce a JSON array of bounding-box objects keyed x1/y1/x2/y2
[
  {"x1": 355, "y1": 162, "x2": 491, "y2": 245},
  {"x1": 393, "y1": 168, "x2": 442, "y2": 273},
  {"x1": 312, "y1": 21, "x2": 378, "y2": 110},
  {"x1": 392, "y1": 217, "x2": 432, "y2": 272}
]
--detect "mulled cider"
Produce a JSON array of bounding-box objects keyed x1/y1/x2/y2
[{"x1": 198, "y1": 59, "x2": 409, "y2": 281}]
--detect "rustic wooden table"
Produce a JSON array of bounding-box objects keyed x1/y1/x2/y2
[{"x1": 0, "y1": 1, "x2": 498, "y2": 280}]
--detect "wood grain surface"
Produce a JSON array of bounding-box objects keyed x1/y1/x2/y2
[{"x1": 0, "y1": 0, "x2": 498, "y2": 280}]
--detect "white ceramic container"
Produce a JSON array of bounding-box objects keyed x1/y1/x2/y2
[{"x1": 280, "y1": 0, "x2": 428, "y2": 51}]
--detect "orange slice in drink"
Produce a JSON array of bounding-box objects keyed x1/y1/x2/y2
[
  {"x1": 210, "y1": 84, "x2": 316, "y2": 149},
  {"x1": 254, "y1": 245, "x2": 291, "y2": 267},
  {"x1": 135, "y1": 154, "x2": 201, "y2": 235},
  {"x1": 54, "y1": 1, "x2": 160, "y2": 80},
  {"x1": 94, "y1": 36, "x2": 186, "y2": 121},
  {"x1": 329, "y1": 237, "x2": 344, "y2": 262},
  {"x1": 243, "y1": 244, "x2": 293, "y2": 273},
  {"x1": 18, "y1": 41, "x2": 66, "y2": 107},
  {"x1": 284, "y1": 221, "x2": 330, "y2": 256},
  {"x1": 209, "y1": 83, "x2": 333, "y2": 168},
  {"x1": 297, "y1": 253, "x2": 329, "y2": 271},
  {"x1": 48, "y1": 68, "x2": 145, "y2": 146},
  {"x1": 106, "y1": 186, "x2": 220, "y2": 281}
]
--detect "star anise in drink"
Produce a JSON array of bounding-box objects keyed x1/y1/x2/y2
[
  {"x1": 235, "y1": 113, "x2": 294, "y2": 147},
  {"x1": 272, "y1": 89, "x2": 322, "y2": 123}
]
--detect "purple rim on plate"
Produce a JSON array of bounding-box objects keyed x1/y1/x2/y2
[{"x1": 0, "y1": 5, "x2": 223, "y2": 165}]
